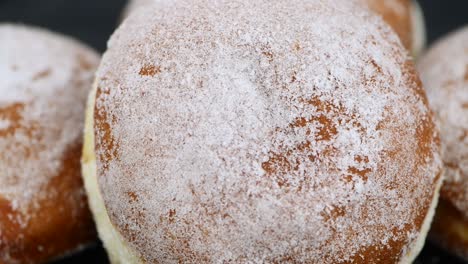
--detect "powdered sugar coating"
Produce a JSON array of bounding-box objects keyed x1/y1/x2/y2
[
  {"x1": 418, "y1": 26, "x2": 468, "y2": 219},
  {"x1": 122, "y1": 0, "x2": 415, "y2": 54},
  {"x1": 95, "y1": 0, "x2": 441, "y2": 262},
  {"x1": 0, "y1": 24, "x2": 99, "y2": 260}
]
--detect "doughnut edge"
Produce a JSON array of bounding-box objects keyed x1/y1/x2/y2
[
  {"x1": 410, "y1": 0, "x2": 427, "y2": 58},
  {"x1": 400, "y1": 171, "x2": 444, "y2": 263},
  {"x1": 81, "y1": 84, "x2": 143, "y2": 264}
]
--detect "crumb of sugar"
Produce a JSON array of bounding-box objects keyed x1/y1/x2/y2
[{"x1": 0, "y1": 119, "x2": 11, "y2": 130}]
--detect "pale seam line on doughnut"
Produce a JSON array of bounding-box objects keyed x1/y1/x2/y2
[
  {"x1": 400, "y1": 171, "x2": 444, "y2": 264},
  {"x1": 82, "y1": 83, "x2": 142, "y2": 264},
  {"x1": 410, "y1": 0, "x2": 426, "y2": 58}
]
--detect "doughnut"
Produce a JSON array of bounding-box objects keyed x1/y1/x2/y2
[
  {"x1": 0, "y1": 24, "x2": 100, "y2": 263},
  {"x1": 84, "y1": 0, "x2": 443, "y2": 263},
  {"x1": 418, "y1": 26, "x2": 468, "y2": 260},
  {"x1": 121, "y1": 0, "x2": 426, "y2": 57},
  {"x1": 360, "y1": 0, "x2": 426, "y2": 57}
]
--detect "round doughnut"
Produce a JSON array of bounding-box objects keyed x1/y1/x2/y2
[
  {"x1": 0, "y1": 24, "x2": 100, "y2": 263},
  {"x1": 418, "y1": 26, "x2": 468, "y2": 260},
  {"x1": 360, "y1": 0, "x2": 426, "y2": 57},
  {"x1": 121, "y1": 0, "x2": 426, "y2": 57},
  {"x1": 84, "y1": 0, "x2": 442, "y2": 263}
]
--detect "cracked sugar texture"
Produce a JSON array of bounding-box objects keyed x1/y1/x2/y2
[{"x1": 94, "y1": 0, "x2": 442, "y2": 262}]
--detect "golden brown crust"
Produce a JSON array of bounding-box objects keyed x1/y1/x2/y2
[
  {"x1": 364, "y1": 0, "x2": 413, "y2": 51},
  {"x1": 0, "y1": 144, "x2": 96, "y2": 263}
]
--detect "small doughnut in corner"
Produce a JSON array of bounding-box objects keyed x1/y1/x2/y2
[
  {"x1": 0, "y1": 24, "x2": 100, "y2": 263},
  {"x1": 86, "y1": 0, "x2": 442, "y2": 263},
  {"x1": 418, "y1": 26, "x2": 468, "y2": 260}
]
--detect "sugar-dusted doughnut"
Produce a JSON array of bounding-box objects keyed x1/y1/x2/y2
[
  {"x1": 85, "y1": 0, "x2": 442, "y2": 263},
  {"x1": 0, "y1": 24, "x2": 99, "y2": 263},
  {"x1": 418, "y1": 26, "x2": 468, "y2": 260}
]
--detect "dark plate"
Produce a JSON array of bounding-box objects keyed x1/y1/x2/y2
[{"x1": 1, "y1": 0, "x2": 467, "y2": 263}]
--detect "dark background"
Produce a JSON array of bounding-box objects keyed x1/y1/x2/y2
[{"x1": 0, "y1": 0, "x2": 467, "y2": 263}]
